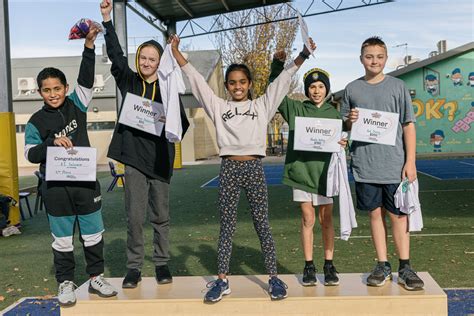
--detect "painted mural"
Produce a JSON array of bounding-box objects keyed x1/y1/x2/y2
[{"x1": 400, "y1": 49, "x2": 474, "y2": 154}]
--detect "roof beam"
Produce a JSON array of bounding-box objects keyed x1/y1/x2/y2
[
  {"x1": 176, "y1": 0, "x2": 194, "y2": 18},
  {"x1": 221, "y1": 0, "x2": 230, "y2": 11},
  {"x1": 126, "y1": 2, "x2": 167, "y2": 34},
  {"x1": 178, "y1": 1, "x2": 392, "y2": 38}
]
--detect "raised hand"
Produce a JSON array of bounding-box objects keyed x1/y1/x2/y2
[
  {"x1": 168, "y1": 34, "x2": 188, "y2": 67},
  {"x1": 85, "y1": 25, "x2": 100, "y2": 48},
  {"x1": 168, "y1": 34, "x2": 180, "y2": 50},
  {"x1": 273, "y1": 51, "x2": 287, "y2": 62},
  {"x1": 302, "y1": 37, "x2": 317, "y2": 56},
  {"x1": 100, "y1": 0, "x2": 112, "y2": 22}
]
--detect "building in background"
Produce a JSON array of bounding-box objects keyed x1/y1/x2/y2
[
  {"x1": 334, "y1": 41, "x2": 474, "y2": 154},
  {"x1": 12, "y1": 50, "x2": 223, "y2": 168}
]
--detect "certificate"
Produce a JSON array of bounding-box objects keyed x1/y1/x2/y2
[
  {"x1": 350, "y1": 108, "x2": 399, "y2": 146},
  {"x1": 118, "y1": 92, "x2": 165, "y2": 136},
  {"x1": 293, "y1": 117, "x2": 342, "y2": 153},
  {"x1": 46, "y1": 147, "x2": 97, "y2": 181}
]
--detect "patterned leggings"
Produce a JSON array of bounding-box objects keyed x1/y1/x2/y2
[{"x1": 217, "y1": 158, "x2": 278, "y2": 275}]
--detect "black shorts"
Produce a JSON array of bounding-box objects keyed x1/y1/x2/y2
[
  {"x1": 42, "y1": 180, "x2": 102, "y2": 217},
  {"x1": 355, "y1": 182, "x2": 403, "y2": 215}
]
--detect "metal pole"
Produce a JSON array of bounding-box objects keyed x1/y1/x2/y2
[
  {"x1": 0, "y1": 0, "x2": 12, "y2": 113},
  {"x1": 113, "y1": 0, "x2": 128, "y2": 112}
]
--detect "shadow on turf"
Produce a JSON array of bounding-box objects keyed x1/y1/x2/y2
[{"x1": 172, "y1": 243, "x2": 291, "y2": 278}]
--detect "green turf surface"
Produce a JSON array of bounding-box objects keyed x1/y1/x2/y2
[{"x1": 1, "y1": 165, "x2": 473, "y2": 310}]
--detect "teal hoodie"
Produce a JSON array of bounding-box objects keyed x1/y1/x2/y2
[{"x1": 270, "y1": 59, "x2": 341, "y2": 195}]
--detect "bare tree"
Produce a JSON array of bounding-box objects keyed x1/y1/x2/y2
[
  {"x1": 213, "y1": 5, "x2": 300, "y2": 152},
  {"x1": 213, "y1": 5, "x2": 299, "y2": 98}
]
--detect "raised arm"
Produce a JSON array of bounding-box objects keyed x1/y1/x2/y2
[
  {"x1": 100, "y1": 0, "x2": 134, "y2": 91},
  {"x1": 169, "y1": 34, "x2": 223, "y2": 121},
  {"x1": 70, "y1": 26, "x2": 99, "y2": 112},
  {"x1": 260, "y1": 39, "x2": 316, "y2": 121}
]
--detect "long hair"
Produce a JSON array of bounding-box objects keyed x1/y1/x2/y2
[{"x1": 224, "y1": 64, "x2": 253, "y2": 100}]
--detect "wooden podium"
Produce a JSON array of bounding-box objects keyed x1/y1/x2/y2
[{"x1": 63, "y1": 273, "x2": 447, "y2": 315}]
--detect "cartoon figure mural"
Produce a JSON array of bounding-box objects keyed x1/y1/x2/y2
[
  {"x1": 467, "y1": 72, "x2": 474, "y2": 87},
  {"x1": 430, "y1": 130, "x2": 445, "y2": 152},
  {"x1": 425, "y1": 74, "x2": 439, "y2": 95},
  {"x1": 450, "y1": 68, "x2": 463, "y2": 86}
]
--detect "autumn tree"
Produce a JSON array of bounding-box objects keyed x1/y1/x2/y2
[
  {"x1": 213, "y1": 4, "x2": 299, "y2": 151},
  {"x1": 213, "y1": 4, "x2": 299, "y2": 98}
]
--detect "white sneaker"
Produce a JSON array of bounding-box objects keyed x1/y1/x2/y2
[
  {"x1": 57, "y1": 280, "x2": 76, "y2": 307},
  {"x1": 2, "y1": 225, "x2": 21, "y2": 237},
  {"x1": 88, "y1": 274, "x2": 118, "y2": 298}
]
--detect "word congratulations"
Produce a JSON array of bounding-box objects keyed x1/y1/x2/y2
[
  {"x1": 54, "y1": 157, "x2": 90, "y2": 162},
  {"x1": 133, "y1": 104, "x2": 158, "y2": 118},
  {"x1": 362, "y1": 118, "x2": 388, "y2": 128},
  {"x1": 305, "y1": 126, "x2": 332, "y2": 136}
]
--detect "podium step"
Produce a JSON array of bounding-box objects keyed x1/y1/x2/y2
[{"x1": 64, "y1": 272, "x2": 447, "y2": 315}]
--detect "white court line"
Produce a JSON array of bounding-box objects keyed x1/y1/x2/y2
[
  {"x1": 337, "y1": 232, "x2": 474, "y2": 240},
  {"x1": 459, "y1": 161, "x2": 474, "y2": 166},
  {"x1": 419, "y1": 188, "x2": 474, "y2": 193},
  {"x1": 417, "y1": 170, "x2": 442, "y2": 180},
  {"x1": 200, "y1": 175, "x2": 219, "y2": 188}
]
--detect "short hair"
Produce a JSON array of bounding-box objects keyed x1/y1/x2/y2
[
  {"x1": 36, "y1": 67, "x2": 67, "y2": 89},
  {"x1": 361, "y1": 36, "x2": 387, "y2": 55}
]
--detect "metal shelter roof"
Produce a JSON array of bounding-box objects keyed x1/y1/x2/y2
[
  {"x1": 129, "y1": 0, "x2": 392, "y2": 38},
  {"x1": 135, "y1": 0, "x2": 289, "y2": 22}
]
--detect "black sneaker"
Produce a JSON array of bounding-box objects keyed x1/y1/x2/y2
[
  {"x1": 367, "y1": 262, "x2": 392, "y2": 287},
  {"x1": 155, "y1": 265, "x2": 173, "y2": 284},
  {"x1": 122, "y1": 269, "x2": 141, "y2": 289},
  {"x1": 323, "y1": 264, "x2": 339, "y2": 286},
  {"x1": 398, "y1": 266, "x2": 424, "y2": 291},
  {"x1": 302, "y1": 265, "x2": 317, "y2": 286}
]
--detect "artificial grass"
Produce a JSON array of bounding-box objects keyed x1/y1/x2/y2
[{"x1": 1, "y1": 165, "x2": 473, "y2": 310}]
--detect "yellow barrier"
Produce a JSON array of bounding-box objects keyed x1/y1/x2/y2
[
  {"x1": 0, "y1": 113, "x2": 20, "y2": 225},
  {"x1": 173, "y1": 142, "x2": 182, "y2": 169},
  {"x1": 116, "y1": 162, "x2": 124, "y2": 187}
]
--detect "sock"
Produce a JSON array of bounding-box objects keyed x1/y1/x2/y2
[
  {"x1": 305, "y1": 260, "x2": 314, "y2": 267},
  {"x1": 399, "y1": 259, "x2": 410, "y2": 271},
  {"x1": 378, "y1": 261, "x2": 391, "y2": 267},
  {"x1": 324, "y1": 259, "x2": 333, "y2": 267}
]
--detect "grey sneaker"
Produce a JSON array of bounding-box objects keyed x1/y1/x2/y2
[
  {"x1": 89, "y1": 274, "x2": 118, "y2": 298},
  {"x1": 367, "y1": 262, "x2": 392, "y2": 287},
  {"x1": 57, "y1": 280, "x2": 76, "y2": 307},
  {"x1": 398, "y1": 266, "x2": 424, "y2": 291}
]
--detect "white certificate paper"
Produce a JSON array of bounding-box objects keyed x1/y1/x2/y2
[
  {"x1": 350, "y1": 108, "x2": 399, "y2": 146},
  {"x1": 46, "y1": 147, "x2": 97, "y2": 181},
  {"x1": 293, "y1": 117, "x2": 342, "y2": 153},
  {"x1": 297, "y1": 11, "x2": 315, "y2": 57},
  {"x1": 118, "y1": 92, "x2": 165, "y2": 136}
]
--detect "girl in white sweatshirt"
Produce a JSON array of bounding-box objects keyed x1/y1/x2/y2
[{"x1": 170, "y1": 34, "x2": 315, "y2": 303}]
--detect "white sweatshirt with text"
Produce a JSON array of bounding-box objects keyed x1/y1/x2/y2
[{"x1": 181, "y1": 61, "x2": 299, "y2": 156}]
